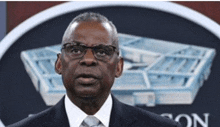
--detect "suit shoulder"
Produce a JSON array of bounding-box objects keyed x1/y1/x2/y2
[
  {"x1": 122, "y1": 104, "x2": 181, "y2": 127},
  {"x1": 7, "y1": 107, "x2": 54, "y2": 127}
]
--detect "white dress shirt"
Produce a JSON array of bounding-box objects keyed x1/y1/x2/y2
[{"x1": 64, "y1": 94, "x2": 113, "y2": 127}]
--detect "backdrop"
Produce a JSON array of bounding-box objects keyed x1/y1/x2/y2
[{"x1": 1, "y1": 2, "x2": 220, "y2": 127}]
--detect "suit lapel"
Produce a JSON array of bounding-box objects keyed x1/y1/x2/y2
[
  {"x1": 48, "y1": 97, "x2": 70, "y2": 127},
  {"x1": 109, "y1": 95, "x2": 137, "y2": 127}
]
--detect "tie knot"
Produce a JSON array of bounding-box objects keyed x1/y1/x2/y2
[{"x1": 83, "y1": 116, "x2": 100, "y2": 127}]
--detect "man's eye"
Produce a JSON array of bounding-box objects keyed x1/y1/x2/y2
[
  {"x1": 71, "y1": 48, "x2": 82, "y2": 54},
  {"x1": 96, "y1": 49, "x2": 108, "y2": 56},
  {"x1": 66, "y1": 46, "x2": 83, "y2": 54}
]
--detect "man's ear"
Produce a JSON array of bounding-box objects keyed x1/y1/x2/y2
[
  {"x1": 115, "y1": 57, "x2": 124, "y2": 78},
  {"x1": 55, "y1": 53, "x2": 62, "y2": 74}
]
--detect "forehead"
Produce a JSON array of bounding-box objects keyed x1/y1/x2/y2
[{"x1": 63, "y1": 21, "x2": 113, "y2": 46}]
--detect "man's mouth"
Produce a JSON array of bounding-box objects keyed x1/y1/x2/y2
[
  {"x1": 77, "y1": 74, "x2": 99, "y2": 79},
  {"x1": 76, "y1": 74, "x2": 99, "y2": 85}
]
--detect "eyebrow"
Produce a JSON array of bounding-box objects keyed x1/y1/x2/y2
[
  {"x1": 65, "y1": 41, "x2": 114, "y2": 47},
  {"x1": 71, "y1": 40, "x2": 84, "y2": 45},
  {"x1": 62, "y1": 41, "x2": 85, "y2": 47},
  {"x1": 69, "y1": 40, "x2": 84, "y2": 45}
]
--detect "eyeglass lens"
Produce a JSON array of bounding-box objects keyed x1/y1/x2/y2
[{"x1": 62, "y1": 43, "x2": 117, "y2": 61}]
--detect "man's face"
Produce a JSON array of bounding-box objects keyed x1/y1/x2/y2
[{"x1": 55, "y1": 21, "x2": 123, "y2": 101}]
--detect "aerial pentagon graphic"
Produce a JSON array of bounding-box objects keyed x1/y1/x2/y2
[{"x1": 21, "y1": 33, "x2": 216, "y2": 106}]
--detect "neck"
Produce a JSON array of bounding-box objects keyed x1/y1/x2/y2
[{"x1": 67, "y1": 92, "x2": 109, "y2": 115}]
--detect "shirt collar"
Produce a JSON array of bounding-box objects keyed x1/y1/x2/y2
[
  {"x1": 94, "y1": 94, "x2": 112, "y2": 127},
  {"x1": 65, "y1": 94, "x2": 113, "y2": 127}
]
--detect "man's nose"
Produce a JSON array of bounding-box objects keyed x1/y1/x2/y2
[{"x1": 79, "y1": 49, "x2": 97, "y2": 66}]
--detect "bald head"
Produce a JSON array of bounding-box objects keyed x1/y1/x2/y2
[{"x1": 62, "y1": 12, "x2": 119, "y2": 49}]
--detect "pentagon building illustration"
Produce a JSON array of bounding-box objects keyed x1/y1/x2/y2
[{"x1": 21, "y1": 33, "x2": 216, "y2": 106}]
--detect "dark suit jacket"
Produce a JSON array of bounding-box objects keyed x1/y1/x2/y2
[{"x1": 7, "y1": 96, "x2": 182, "y2": 127}]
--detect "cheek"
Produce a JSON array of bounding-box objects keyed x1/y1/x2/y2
[
  {"x1": 101, "y1": 62, "x2": 118, "y2": 86},
  {"x1": 107, "y1": 59, "x2": 119, "y2": 76},
  {"x1": 61, "y1": 55, "x2": 78, "y2": 71},
  {"x1": 61, "y1": 58, "x2": 78, "y2": 82}
]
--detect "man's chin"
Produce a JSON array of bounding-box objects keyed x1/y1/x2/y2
[
  {"x1": 75, "y1": 88, "x2": 100, "y2": 99},
  {"x1": 76, "y1": 93, "x2": 99, "y2": 103}
]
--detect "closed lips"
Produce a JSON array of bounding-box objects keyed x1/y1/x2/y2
[{"x1": 77, "y1": 74, "x2": 100, "y2": 79}]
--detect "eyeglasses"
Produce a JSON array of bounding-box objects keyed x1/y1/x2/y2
[{"x1": 61, "y1": 42, "x2": 119, "y2": 61}]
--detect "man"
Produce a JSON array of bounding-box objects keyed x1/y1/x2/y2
[{"x1": 8, "y1": 12, "x2": 182, "y2": 127}]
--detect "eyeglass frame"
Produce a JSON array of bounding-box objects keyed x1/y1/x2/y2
[{"x1": 61, "y1": 42, "x2": 119, "y2": 62}]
